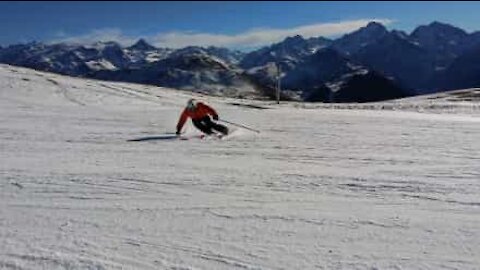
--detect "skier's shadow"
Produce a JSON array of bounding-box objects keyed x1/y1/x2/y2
[{"x1": 127, "y1": 134, "x2": 178, "y2": 142}]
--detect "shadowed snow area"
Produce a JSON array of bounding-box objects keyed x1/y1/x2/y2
[{"x1": 1, "y1": 64, "x2": 479, "y2": 269}]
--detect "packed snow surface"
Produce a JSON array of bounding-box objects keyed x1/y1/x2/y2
[{"x1": 1, "y1": 64, "x2": 479, "y2": 270}]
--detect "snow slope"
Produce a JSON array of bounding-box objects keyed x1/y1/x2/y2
[{"x1": 1, "y1": 64, "x2": 479, "y2": 270}]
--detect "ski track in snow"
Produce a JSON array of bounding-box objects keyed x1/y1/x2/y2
[{"x1": 1, "y1": 64, "x2": 479, "y2": 270}]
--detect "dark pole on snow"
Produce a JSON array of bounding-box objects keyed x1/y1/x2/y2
[
  {"x1": 218, "y1": 119, "x2": 260, "y2": 133},
  {"x1": 276, "y1": 62, "x2": 281, "y2": 105}
]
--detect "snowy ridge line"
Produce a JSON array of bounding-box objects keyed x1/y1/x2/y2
[
  {"x1": 2, "y1": 63, "x2": 480, "y2": 116},
  {"x1": 288, "y1": 99, "x2": 480, "y2": 115},
  {"x1": 0, "y1": 64, "x2": 186, "y2": 98}
]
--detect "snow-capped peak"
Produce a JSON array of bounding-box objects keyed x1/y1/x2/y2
[{"x1": 127, "y1": 39, "x2": 157, "y2": 51}]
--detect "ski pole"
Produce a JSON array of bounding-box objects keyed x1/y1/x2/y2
[{"x1": 218, "y1": 119, "x2": 260, "y2": 133}]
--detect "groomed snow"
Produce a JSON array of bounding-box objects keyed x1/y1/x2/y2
[{"x1": 1, "y1": 64, "x2": 479, "y2": 270}]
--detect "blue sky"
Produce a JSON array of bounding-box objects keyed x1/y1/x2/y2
[{"x1": 1, "y1": 1, "x2": 480, "y2": 50}]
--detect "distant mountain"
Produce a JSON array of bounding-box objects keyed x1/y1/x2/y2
[
  {"x1": 437, "y1": 44, "x2": 480, "y2": 91},
  {"x1": 124, "y1": 39, "x2": 173, "y2": 69},
  {"x1": 282, "y1": 48, "x2": 355, "y2": 93},
  {"x1": 3, "y1": 20, "x2": 480, "y2": 102},
  {"x1": 0, "y1": 40, "x2": 243, "y2": 75},
  {"x1": 331, "y1": 22, "x2": 389, "y2": 56},
  {"x1": 0, "y1": 40, "x2": 253, "y2": 98},
  {"x1": 280, "y1": 48, "x2": 409, "y2": 102},
  {"x1": 333, "y1": 71, "x2": 409, "y2": 103},
  {"x1": 0, "y1": 42, "x2": 95, "y2": 76},
  {"x1": 169, "y1": 46, "x2": 245, "y2": 65},
  {"x1": 92, "y1": 51, "x2": 265, "y2": 99},
  {"x1": 0, "y1": 41, "x2": 135, "y2": 76},
  {"x1": 317, "y1": 21, "x2": 480, "y2": 95},
  {"x1": 410, "y1": 21, "x2": 470, "y2": 69},
  {"x1": 92, "y1": 41, "x2": 132, "y2": 69},
  {"x1": 240, "y1": 35, "x2": 332, "y2": 71},
  {"x1": 469, "y1": 31, "x2": 480, "y2": 44},
  {"x1": 205, "y1": 46, "x2": 245, "y2": 64},
  {"x1": 240, "y1": 21, "x2": 425, "y2": 98},
  {"x1": 351, "y1": 30, "x2": 435, "y2": 94},
  {"x1": 127, "y1": 38, "x2": 158, "y2": 51}
]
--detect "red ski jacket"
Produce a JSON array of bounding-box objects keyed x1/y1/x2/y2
[{"x1": 176, "y1": 102, "x2": 218, "y2": 132}]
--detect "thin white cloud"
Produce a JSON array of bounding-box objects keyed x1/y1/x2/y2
[
  {"x1": 50, "y1": 19, "x2": 394, "y2": 49},
  {"x1": 151, "y1": 18, "x2": 393, "y2": 48},
  {"x1": 49, "y1": 28, "x2": 136, "y2": 46}
]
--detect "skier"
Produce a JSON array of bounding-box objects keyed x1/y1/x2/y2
[{"x1": 176, "y1": 99, "x2": 229, "y2": 136}]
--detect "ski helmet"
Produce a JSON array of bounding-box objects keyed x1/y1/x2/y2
[{"x1": 186, "y1": 98, "x2": 197, "y2": 110}]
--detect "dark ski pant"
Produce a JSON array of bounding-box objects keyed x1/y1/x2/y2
[{"x1": 192, "y1": 116, "x2": 228, "y2": 135}]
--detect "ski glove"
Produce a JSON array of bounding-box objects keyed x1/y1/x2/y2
[{"x1": 213, "y1": 115, "x2": 219, "y2": 121}]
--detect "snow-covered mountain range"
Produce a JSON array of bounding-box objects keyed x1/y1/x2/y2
[
  {"x1": 347, "y1": 21, "x2": 480, "y2": 93},
  {"x1": 1, "y1": 21, "x2": 480, "y2": 101}
]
